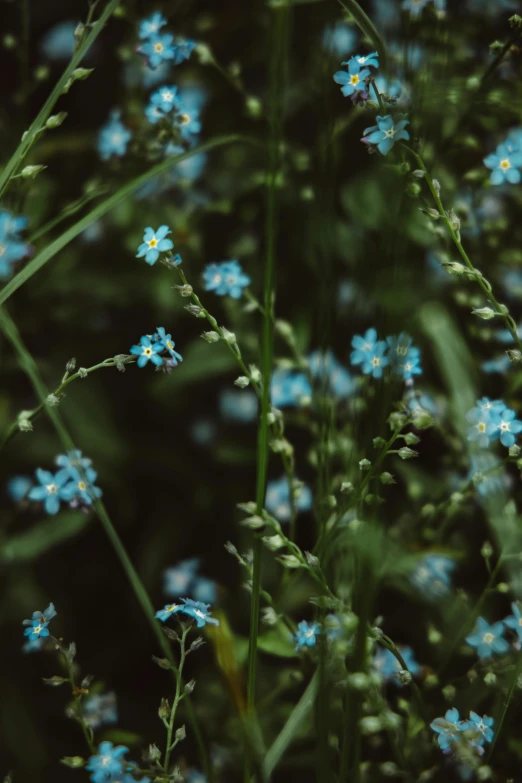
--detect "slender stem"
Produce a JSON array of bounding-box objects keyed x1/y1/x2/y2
[
  {"x1": 402, "y1": 145, "x2": 522, "y2": 354},
  {"x1": 52, "y1": 637, "x2": 95, "y2": 754},
  {"x1": 164, "y1": 627, "x2": 189, "y2": 772},
  {"x1": 487, "y1": 650, "x2": 522, "y2": 761}
]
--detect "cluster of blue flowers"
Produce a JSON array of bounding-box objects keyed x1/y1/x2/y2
[
  {"x1": 350, "y1": 329, "x2": 422, "y2": 381},
  {"x1": 484, "y1": 128, "x2": 522, "y2": 185},
  {"x1": 144, "y1": 85, "x2": 202, "y2": 147},
  {"x1": 136, "y1": 225, "x2": 176, "y2": 265},
  {"x1": 431, "y1": 708, "x2": 494, "y2": 754},
  {"x1": 372, "y1": 645, "x2": 421, "y2": 686},
  {"x1": 466, "y1": 397, "x2": 522, "y2": 449},
  {"x1": 0, "y1": 209, "x2": 30, "y2": 281},
  {"x1": 307, "y1": 350, "x2": 354, "y2": 397},
  {"x1": 155, "y1": 597, "x2": 219, "y2": 627},
  {"x1": 137, "y1": 12, "x2": 196, "y2": 71},
  {"x1": 23, "y1": 602, "x2": 56, "y2": 651},
  {"x1": 28, "y1": 451, "x2": 102, "y2": 515},
  {"x1": 333, "y1": 50, "x2": 379, "y2": 100},
  {"x1": 86, "y1": 741, "x2": 142, "y2": 783},
  {"x1": 163, "y1": 558, "x2": 218, "y2": 604},
  {"x1": 202, "y1": 260, "x2": 251, "y2": 299},
  {"x1": 270, "y1": 368, "x2": 312, "y2": 408},
  {"x1": 98, "y1": 110, "x2": 132, "y2": 162},
  {"x1": 130, "y1": 327, "x2": 182, "y2": 369},
  {"x1": 410, "y1": 554, "x2": 456, "y2": 599},
  {"x1": 265, "y1": 476, "x2": 312, "y2": 523}
]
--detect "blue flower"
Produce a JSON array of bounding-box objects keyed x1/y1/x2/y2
[
  {"x1": 86, "y1": 742, "x2": 129, "y2": 783},
  {"x1": 504, "y1": 602, "x2": 522, "y2": 642},
  {"x1": 353, "y1": 338, "x2": 389, "y2": 379},
  {"x1": 0, "y1": 209, "x2": 31, "y2": 281},
  {"x1": 465, "y1": 398, "x2": 505, "y2": 448},
  {"x1": 55, "y1": 450, "x2": 97, "y2": 482},
  {"x1": 349, "y1": 51, "x2": 379, "y2": 69},
  {"x1": 362, "y1": 114, "x2": 410, "y2": 156},
  {"x1": 333, "y1": 59, "x2": 370, "y2": 97},
  {"x1": 307, "y1": 351, "x2": 354, "y2": 397},
  {"x1": 136, "y1": 225, "x2": 174, "y2": 265},
  {"x1": 164, "y1": 558, "x2": 200, "y2": 597},
  {"x1": 23, "y1": 620, "x2": 50, "y2": 643},
  {"x1": 40, "y1": 20, "x2": 77, "y2": 60},
  {"x1": 130, "y1": 335, "x2": 164, "y2": 368},
  {"x1": 172, "y1": 38, "x2": 197, "y2": 65},
  {"x1": 192, "y1": 577, "x2": 218, "y2": 605},
  {"x1": 484, "y1": 142, "x2": 522, "y2": 185},
  {"x1": 372, "y1": 645, "x2": 420, "y2": 686},
  {"x1": 489, "y1": 406, "x2": 522, "y2": 448},
  {"x1": 6, "y1": 475, "x2": 32, "y2": 502},
  {"x1": 386, "y1": 333, "x2": 422, "y2": 381},
  {"x1": 482, "y1": 355, "x2": 511, "y2": 374},
  {"x1": 322, "y1": 22, "x2": 358, "y2": 56},
  {"x1": 145, "y1": 103, "x2": 167, "y2": 124},
  {"x1": 98, "y1": 111, "x2": 132, "y2": 161},
  {"x1": 138, "y1": 12, "x2": 167, "y2": 40},
  {"x1": 68, "y1": 467, "x2": 103, "y2": 505},
  {"x1": 465, "y1": 617, "x2": 509, "y2": 658},
  {"x1": 83, "y1": 692, "x2": 118, "y2": 730},
  {"x1": 430, "y1": 708, "x2": 464, "y2": 751},
  {"x1": 180, "y1": 598, "x2": 219, "y2": 627},
  {"x1": 351, "y1": 328, "x2": 378, "y2": 364},
  {"x1": 202, "y1": 260, "x2": 251, "y2": 299},
  {"x1": 265, "y1": 476, "x2": 312, "y2": 522},
  {"x1": 460, "y1": 711, "x2": 494, "y2": 745},
  {"x1": 23, "y1": 602, "x2": 57, "y2": 627},
  {"x1": 369, "y1": 75, "x2": 408, "y2": 105},
  {"x1": 295, "y1": 620, "x2": 320, "y2": 649},
  {"x1": 270, "y1": 369, "x2": 312, "y2": 407},
  {"x1": 176, "y1": 106, "x2": 202, "y2": 146},
  {"x1": 140, "y1": 33, "x2": 178, "y2": 69},
  {"x1": 185, "y1": 770, "x2": 207, "y2": 783},
  {"x1": 149, "y1": 84, "x2": 179, "y2": 115},
  {"x1": 22, "y1": 603, "x2": 57, "y2": 642},
  {"x1": 468, "y1": 452, "x2": 505, "y2": 497},
  {"x1": 219, "y1": 389, "x2": 258, "y2": 422},
  {"x1": 410, "y1": 555, "x2": 455, "y2": 599},
  {"x1": 154, "y1": 326, "x2": 183, "y2": 364},
  {"x1": 28, "y1": 468, "x2": 76, "y2": 515},
  {"x1": 155, "y1": 602, "x2": 184, "y2": 622}
]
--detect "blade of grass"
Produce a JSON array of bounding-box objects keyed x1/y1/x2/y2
[
  {"x1": 0, "y1": 134, "x2": 259, "y2": 306},
  {"x1": 337, "y1": 0, "x2": 387, "y2": 70},
  {"x1": 0, "y1": 0, "x2": 121, "y2": 197},
  {"x1": 0, "y1": 304, "x2": 212, "y2": 782}
]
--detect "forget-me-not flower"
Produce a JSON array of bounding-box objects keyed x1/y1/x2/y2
[
  {"x1": 150, "y1": 84, "x2": 179, "y2": 114},
  {"x1": 140, "y1": 33, "x2": 178, "y2": 69},
  {"x1": 138, "y1": 12, "x2": 167, "y2": 40},
  {"x1": 86, "y1": 742, "x2": 129, "y2": 783},
  {"x1": 130, "y1": 335, "x2": 164, "y2": 367},
  {"x1": 180, "y1": 598, "x2": 219, "y2": 627},
  {"x1": 202, "y1": 260, "x2": 251, "y2": 299},
  {"x1": 23, "y1": 620, "x2": 50, "y2": 643},
  {"x1": 430, "y1": 708, "x2": 464, "y2": 751},
  {"x1": 154, "y1": 326, "x2": 183, "y2": 364},
  {"x1": 307, "y1": 351, "x2": 354, "y2": 397},
  {"x1": 23, "y1": 602, "x2": 57, "y2": 643},
  {"x1": 219, "y1": 389, "x2": 258, "y2": 422},
  {"x1": 362, "y1": 114, "x2": 410, "y2": 156},
  {"x1": 164, "y1": 559, "x2": 200, "y2": 597},
  {"x1": 333, "y1": 59, "x2": 370, "y2": 97},
  {"x1": 410, "y1": 555, "x2": 455, "y2": 599},
  {"x1": 489, "y1": 406, "x2": 522, "y2": 448},
  {"x1": 484, "y1": 142, "x2": 522, "y2": 185},
  {"x1": 460, "y1": 712, "x2": 494, "y2": 745},
  {"x1": 265, "y1": 476, "x2": 312, "y2": 522},
  {"x1": 465, "y1": 616, "x2": 509, "y2": 658},
  {"x1": 68, "y1": 467, "x2": 103, "y2": 505},
  {"x1": 0, "y1": 209, "x2": 31, "y2": 281},
  {"x1": 295, "y1": 620, "x2": 320, "y2": 649},
  {"x1": 98, "y1": 111, "x2": 132, "y2": 161},
  {"x1": 28, "y1": 468, "x2": 76, "y2": 515},
  {"x1": 270, "y1": 369, "x2": 312, "y2": 407},
  {"x1": 155, "y1": 602, "x2": 184, "y2": 622},
  {"x1": 6, "y1": 475, "x2": 32, "y2": 502},
  {"x1": 136, "y1": 225, "x2": 174, "y2": 265},
  {"x1": 83, "y1": 692, "x2": 118, "y2": 730},
  {"x1": 322, "y1": 22, "x2": 357, "y2": 56},
  {"x1": 372, "y1": 645, "x2": 421, "y2": 686},
  {"x1": 386, "y1": 333, "x2": 422, "y2": 381}
]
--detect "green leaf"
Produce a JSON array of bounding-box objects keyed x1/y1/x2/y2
[
  {"x1": 42, "y1": 676, "x2": 68, "y2": 686},
  {"x1": 0, "y1": 511, "x2": 91, "y2": 563},
  {"x1": 337, "y1": 0, "x2": 387, "y2": 69},
  {"x1": 258, "y1": 626, "x2": 298, "y2": 658},
  {"x1": 101, "y1": 730, "x2": 143, "y2": 747},
  {"x1": 0, "y1": 135, "x2": 258, "y2": 306}
]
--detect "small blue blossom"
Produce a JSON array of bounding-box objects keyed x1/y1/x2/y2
[
  {"x1": 468, "y1": 452, "x2": 505, "y2": 497},
  {"x1": 164, "y1": 558, "x2": 201, "y2": 597},
  {"x1": 40, "y1": 20, "x2": 77, "y2": 60},
  {"x1": 482, "y1": 355, "x2": 511, "y2": 374},
  {"x1": 295, "y1": 620, "x2": 320, "y2": 649},
  {"x1": 351, "y1": 328, "x2": 378, "y2": 364},
  {"x1": 28, "y1": 468, "x2": 76, "y2": 515},
  {"x1": 172, "y1": 38, "x2": 197, "y2": 65},
  {"x1": 86, "y1": 742, "x2": 129, "y2": 783},
  {"x1": 465, "y1": 616, "x2": 509, "y2": 658},
  {"x1": 136, "y1": 225, "x2": 174, "y2": 265},
  {"x1": 484, "y1": 142, "x2": 522, "y2": 185},
  {"x1": 270, "y1": 369, "x2": 312, "y2": 407},
  {"x1": 219, "y1": 389, "x2": 258, "y2": 422},
  {"x1": 6, "y1": 475, "x2": 32, "y2": 502},
  {"x1": 55, "y1": 450, "x2": 97, "y2": 483},
  {"x1": 23, "y1": 620, "x2": 50, "y2": 643},
  {"x1": 489, "y1": 405, "x2": 522, "y2": 448},
  {"x1": 386, "y1": 333, "x2": 422, "y2": 381},
  {"x1": 333, "y1": 59, "x2": 370, "y2": 97},
  {"x1": 140, "y1": 33, "x2": 178, "y2": 69},
  {"x1": 83, "y1": 692, "x2": 118, "y2": 730},
  {"x1": 410, "y1": 555, "x2": 455, "y2": 599},
  {"x1": 308, "y1": 351, "x2": 354, "y2": 397},
  {"x1": 155, "y1": 602, "x2": 184, "y2": 622},
  {"x1": 266, "y1": 476, "x2": 312, "y2": 522},
  {"x1": 460, "y1": 712, "x2": 494, "y2": 745},
  {"x1": 154, "y1": 326, "x2": 183, "y2": 364},
  {"x1": 192, "y1": 577, "x2": 218, "y2": 605},
  {"x1": 145, "y1": 103, "x2": 167, "y2": 124},
  {"x1": 138, "y1": 12, "x2": 167, "y2": 40},
  {"x1": 372, "y1": 645, "x2": 420, "y2": 686},
  {"x1": 98, "y1": 111, "x2": 132, "y2": 161},
  {"x1": 322, "y1": 22, "x2": 358, "y2": 56},
  {"x1": 504, "y1": 602, "x2": 522, "y2": 642},
  {"x1": 180, "y1": 598, "x2": 219, "y2": 627},
  {"x1": 176, "y1": 106, "x2": 202, "y2": 146},
  {"x1": 354, "y1": 338, "x2": 389, "y2": 379},
  {"x1": 369, "y1": 75, "x2": 408, "y2": 105},
  {"x1": 149, "y1": 84, "x2": 179, "y2": 115},
  {"x1": 350, "y1": 51, "x2": 379, "y2": 69},
  {"x1": 465, "y1": 398, "x2": 505, "y2": 448},
  {"x1": 430, "y1": 708, "x2": 464, "y2": 751},
  {"x1": 362, "y1": 114, "x2": 410, "y2": 156},
  {"x1": 0, "y1": 209, "x2": 31, "y2": 281},
  {"x1": 68, "y1": 467, "x2": 103, "y2": 506},
  {"x1": 22, "y1": 602, "x2": 57, "y2": 642},
  {"x1": 130, "y1": 335, "x2": 164, "y2": 368},
  {"x1": 202, "y1": 260, "x2": 251, "y2": 299},
  {"x1": 185, "y1": 770, "x2": 207, "y2": 783}
]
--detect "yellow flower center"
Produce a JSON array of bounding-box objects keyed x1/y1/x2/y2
[
  {"x1": 46, "y1": 483, "x2": 57, "y2": 494},
  {"x1": 179, "y1": 113, "x2": 191, "y2": 125},
  {"x1": 384, "y1": 128, "x2": 395, "y2": 138},
  {"x1": 34, "y1": 624, "x2": 42, "y2": 633},
  {"x1": 167, "y1": 341, "x2": 173, "y2": 350},
  {"x1": 478, "y1": 422, "x2": 486, "y2": 432},
  {"x1": 0, "y1": 244, "x2": 5, "y2": 257},
  {"x1": 78, "y1": 481, "x2": 86, "y2": 491},
  {"x1": 500, "y1": 159, "x2": 511, "y2": 170},
  {"x1": 144, "y1": 347, "x2": 153, "y2": 356},
  {"x1": 350, "y1": 74, "x2": 359, "y2": 85},
  {"x1": 483, "y1": 632, "x2": 494, "y2": 645},
  {"x1": 148, "y1": 238, "x2": 158, "y2": 248},
  {"x1": 372, "y1": 357, "x2": 381, "y2": 367},
  {"x1": 154, "y1": 43, "x2": 164, "y2": 53},
  {"x1": 167, "y1": 604, "x2": 177, "y2": 612}
]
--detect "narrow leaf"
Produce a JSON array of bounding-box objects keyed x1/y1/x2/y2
[{"x1": 0, "y1": 511, "x2": 90, "y2": 563}]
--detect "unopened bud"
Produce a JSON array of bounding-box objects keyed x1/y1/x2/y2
[
  {"x1": 262, "y1": 534, "x2": 284, "y2": 551},
  {"x1": 305, "y1": 551, "x2": 319, "y2": 568},
  {"x1": 432, "y1": 179, "x2": 441, "y2": 196},
  {"x1": 234, "y1": 376, "x2": 250, "y2": 388},
  {"x1": 175, "y1": 284, "x2": 193, "y2": 297},
  {"x1": 46, "y1": 394, "x2": 59, "y2": 407},
  {"x1": 277, "y1": 555, "x2": 302, "y2": 569},
  {"x1": 21, "y1": 165, "x2": 47, "y2": 178},
  {"x1": 201, "y1": 331, "x2": 219, "y2": 343},
  {"x1": 380, "y1": 472, "x2": 395, "y2": 485},
  {"x1": 78, "y1": 367, "x2": 88, "y2": 378},
  {"x1": 341, "y1": 481, "x2": 353, "y2": 493},
  {"x1": 359, "y1": 458, "x2": 371, "y2": 470},
  {"x1": 46, "y1": 112, "x2": 68, "y2": 129},
  {"x1": 184, "y1": 679, "x2": 196, "y2": 695},
  {"x1": 472, "y1": 307, "x2": 495, "y2": 320},
  {"x1": 398, "y1": 447, "x2": 418, "y2": 460},
  {"x1": 175, "y1": 725, "x2": 186, "y2": 742},
  {"x1": 441, "y1": 260, "x2": 466, "y2": 275},
  {"x1": 221, "y1": 328, "x2": 237, "y2": 344},
  {"x1": 241, "y1": 515, "x2": 265, "y2": 530},
  {"x1": 185, "y1": 304, "x2": 202, "y2": 317},
  {"x1": 412, "y1": 169, "x2": 424, "y2": 179}
]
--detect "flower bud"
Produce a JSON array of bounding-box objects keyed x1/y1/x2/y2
[
  {"x1": 398, "y1": 447, "x2": 418, "y2": 460},
  {"x1": 234, "y1": 376, "x2": 250, "y2": 388},
  {"x1": 21, "y1": 165, "x2": 47, "y2": 178},
  {"x1": 472, "y1": 307, "x2": 496, "y2": 320},
  {"x1": 201, "y1": 331, "x2": 219, "y2": 343},
  {"x1": 46, "y1": 112, "x2": 68, "y2": 129},
  {"x1": 277, "y1": 555, "x2": 302, "y2": 569},
  {"x1": 359, "y1": 458, "x2": 371, "y2": 470},
  {"x1": 262, "y1": 534, "x2": 285, "y2": 551}
]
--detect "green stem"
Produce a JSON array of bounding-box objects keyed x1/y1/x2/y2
[
  {"x1": 53, "y1": 637, "x2": 95, "y2": 754},
  {"x1": 164, "y1": 627, "x2": 189, "y2": 772},
  {"x1": 0, "y1": 0, "x2": 122, "y2": 198},
  {"x1": 487, "y1": 650, "x2": 522, "y2": 761},
  {"x1": 0, "y1": 305, "x2": 212, "y2": 781}
]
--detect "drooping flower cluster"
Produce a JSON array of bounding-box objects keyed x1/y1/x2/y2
[
  {"x1": 130, "y1": 327, "x2": 183, "y2": 369},
  {"x1": 270, "y1": 368, "x2": 312, "y2": 408},
  {"x1": 350, "y1": 329, "x2": 422, "y2": 381},
  {"x1": 202, "y1": 260, "x2": 251, "y2": 299},
  {"x1": 155, "y1": 597, "x2": 219, "y2": 627},
  {"x1": 431, "y1": 708, "x2": 494, "y2": 754},
  {"x1": 484, "y1": 128, "x2": 522, "y2": 185},
  {"x1": 22, "y1": 602, "x2": 56, "y2": 650},
  {"x1": 98, "y1": 109, "x2": 132, "y2": 161},
  {"x1": 466, "y1": 397, "x2": 522, "y2": 449},
  {"x1": 265, "y1": 476, "x2": 312, "y2": 523},
  {"x1": 333, "y1": 51, "x2": 379, "y2": 100},
  {"x1": 137, "y1": 12, "x2": 196, "y2": 71},
  {"x1": 163, "y1": 558, "x2": 218, "y2": 604},
  {"x1": 362, "y1": 114, "x2": 410, "y2": 156},
  {"x1": 27, "y1": 451, "x2": 102, "y2": 514},
  {"x1": 410, "y1": 554, "x2": 456, "y2": 599},
  {"x1": 372, "y1": 645, "x2": 421, "y2": 686},
  {"x1": 0, "y1": 209, "x2": 31, "y2": 281},
  {"x1": 307, "y1": 350, "x2": 354, "y2": 397}
]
